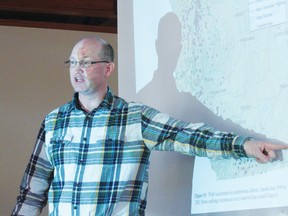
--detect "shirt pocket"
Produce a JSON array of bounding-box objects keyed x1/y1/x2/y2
[
  {"x1": 50, "y1": 134, "x2": 74, "y2": 145},
  {"x1": 48, "y1": 134, "x2": 75, "y2": 166}
]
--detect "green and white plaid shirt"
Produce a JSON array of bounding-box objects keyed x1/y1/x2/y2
[{"x1": 12, "y1": 88, "x2": 248, "y2": 216}]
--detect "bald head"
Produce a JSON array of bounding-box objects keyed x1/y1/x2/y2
[{"x1": 74, "y1": 36, "x2": 114, "y2": 63}]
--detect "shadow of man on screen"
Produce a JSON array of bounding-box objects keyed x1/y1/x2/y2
[
  {"x1": 137, "y1": 12, "x2": 265, "y2": 139},
  {"x1": 136, "y1": 12, "x2": 269, "y2": 216}
]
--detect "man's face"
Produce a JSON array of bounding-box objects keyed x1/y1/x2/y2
[{"x1": 69, "y1": 39, "x2": 109, "y2": 97}]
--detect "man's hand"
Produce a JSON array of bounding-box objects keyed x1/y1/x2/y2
[{"x1": 243, "y1": 140, "x2": 288, "y2": 163}]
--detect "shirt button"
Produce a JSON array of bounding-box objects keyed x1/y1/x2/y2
[
  {"x1": 74, "y1": 206, "x2": 77, "y2": 210},
  {"x1": 83, "y1": 137, "x2": 87, "y2": 142}
]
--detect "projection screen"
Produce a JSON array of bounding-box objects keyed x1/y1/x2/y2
[{"x1": 118, "y1": 0, "x2": 288, "y2": 215}]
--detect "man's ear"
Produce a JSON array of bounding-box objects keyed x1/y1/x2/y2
[{"x1": 105, "y1": 62, "x2": 115, "y2": 77}]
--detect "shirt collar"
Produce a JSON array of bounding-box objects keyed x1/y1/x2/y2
[{"x1": 67, "y1": 87, "x2": 114, "y2": 113}]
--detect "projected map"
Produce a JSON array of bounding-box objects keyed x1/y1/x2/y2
[
  {"x1": 170, "y1": 0, "x2": 288, "y2": 177},
  {"x1": 167, "y1": 0, "x2": 288, "y2": 214},
  {"x1": 131, "y1": 0, "x2": 288, "y2": 214},
  {"x1": 171, "y1": 0, "x2": 288, "y2": 144}
]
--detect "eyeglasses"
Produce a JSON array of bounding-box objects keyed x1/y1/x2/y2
[{"x1": 65, "y1": 60, "x2": 110, "y2": 68}]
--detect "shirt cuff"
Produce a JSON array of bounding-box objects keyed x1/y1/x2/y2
[{"x1": 232, "y1": 136, "x2": 253, "y2": 159}]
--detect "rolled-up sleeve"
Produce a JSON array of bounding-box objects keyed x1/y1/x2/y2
[{"x1": 12, "y1": 121, "x2": 54, "y2": 216}]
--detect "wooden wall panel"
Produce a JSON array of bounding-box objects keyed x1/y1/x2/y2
[{"x1": 0, "y1": 0, "x2": 117, "y2": 33}]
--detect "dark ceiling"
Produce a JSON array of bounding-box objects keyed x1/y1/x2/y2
[{"x1": 0, "y1": 0, "x2": 117, "y2": 33}]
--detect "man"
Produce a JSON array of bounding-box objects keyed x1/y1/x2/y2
[{"x1": 12, "y1": 36, "x2": 288, "y2": 215}]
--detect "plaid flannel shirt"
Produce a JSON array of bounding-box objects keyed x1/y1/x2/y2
[{"x1": 12, "y1": 88, "x2": 248, "y2": 216}]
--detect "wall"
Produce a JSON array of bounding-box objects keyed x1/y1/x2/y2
[{"x1": 0, "y1": 25, "x2": 117, "y2": 215}]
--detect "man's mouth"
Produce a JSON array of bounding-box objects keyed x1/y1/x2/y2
[{"x1": 75, "y1": 77, "x2": 85, "y2": 82}]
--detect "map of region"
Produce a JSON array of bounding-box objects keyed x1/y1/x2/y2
[
  {"x1": 170, "y1": 0, "x2": 288, "y2": 179},
  {"x1": 210, "y1": 151, "x2": 288, "y2": 180}
]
